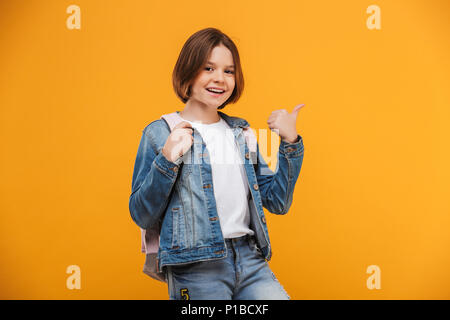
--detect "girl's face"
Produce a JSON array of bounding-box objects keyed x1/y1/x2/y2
[{"x1": 188, "y1": 44, "x2": 236, "y2": 109}]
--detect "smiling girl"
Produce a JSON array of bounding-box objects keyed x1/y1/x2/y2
[{"x1": 129, "y1": 27, "x2": 305, "y2": 300}]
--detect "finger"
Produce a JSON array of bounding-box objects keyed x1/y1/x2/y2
[
  {"x1": 268, "y1": 112, "x2": 278, "y2": 120},
  {"x1": 180, "y1": 132, "x2": 194, "y2": 141},
  {"x1": 291, "y1": 103, "x2": 305, "y2": 115},
  {"x1": 268, "y1": 114, "x2": 277, "y2": 121},
  {"x1": 180, "y1": 128, "x2": 194, "y2": 135},
  {"x1": 267, "y1": 120, "x2": 275, "y2": 127},
  {"x1": 270, "y1": 110, "x2": 282, "y2": 115},
  {"x1": 267, "y1": 121, "x2": 276, "y2": 129},
  {"x1": 174, "y1": 121, "x2": 193, "y2": 129},
  {"x1": 170, "y1": 129, "x2": 192, "y2": 142},
  {"x1": 269, "y1": 127, "x2": 279, "y2": 134},
  {"x1": 174, "y1": 128, "x2": 193, "y2": 136}
]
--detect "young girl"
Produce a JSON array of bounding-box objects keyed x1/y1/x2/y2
[{"x1": 129, "y1": 27, "x2": 305, "y2": 300}]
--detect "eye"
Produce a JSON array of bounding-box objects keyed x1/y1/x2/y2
[{"x1": 204, "y1": 67, "x2": 234, "y2": 74}]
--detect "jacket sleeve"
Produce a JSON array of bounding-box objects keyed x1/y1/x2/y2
[
  {"x1": 254, "y1": 134, "x2": 304, "y2": 215},
  {"x1": 129, "y1": 127, "x2": 180, "y2": 230}
]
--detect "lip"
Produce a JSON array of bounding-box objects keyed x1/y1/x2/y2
[{"x1": 205, "y1": 87, "x2": 225, "y2": 97}]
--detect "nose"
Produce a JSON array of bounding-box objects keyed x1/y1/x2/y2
[{"x1": 213, "y1": 69, "x2": 225, "y2": 83}]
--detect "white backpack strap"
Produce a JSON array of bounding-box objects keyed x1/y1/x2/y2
[
  {"x1": 140, "y1": 224, "x2": 160, "y2": 253},
  {"x1": 160, "y1": 112, "x2": 185, "y2": 131}
]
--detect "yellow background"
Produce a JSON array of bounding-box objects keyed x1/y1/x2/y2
[{"x1": 1, "y1": 0, "x2": 449, "y2": 299}]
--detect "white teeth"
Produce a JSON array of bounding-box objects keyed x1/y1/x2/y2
[{"x1": 207, "y1": 88, "x2": 224, "y2": 93}]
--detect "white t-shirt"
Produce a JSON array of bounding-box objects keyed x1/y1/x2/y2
[{"x1": 181, "y1": 116, "x2": 255, "y2": 239}]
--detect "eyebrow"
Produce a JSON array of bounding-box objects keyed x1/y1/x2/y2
[{"x1": 206, "y1": 61, "x2": 235, "y2": 68}]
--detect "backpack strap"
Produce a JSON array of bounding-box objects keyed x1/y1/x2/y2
[{"x1": 160, "y1": 111, "x2": 185, "y2": 131}]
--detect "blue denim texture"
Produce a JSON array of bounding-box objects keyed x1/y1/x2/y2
[
  {"x1": 166, "y1": 234, "x2": 290, "y2": 300},
  {"x1": 129, "y1": 111, "x2": 304, "y2": 273}
]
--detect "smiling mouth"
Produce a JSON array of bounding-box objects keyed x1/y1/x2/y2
[{"x1": 205, "y1": 88, "x2": 225, "y2": 96}]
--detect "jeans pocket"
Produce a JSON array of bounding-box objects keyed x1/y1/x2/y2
[{"x1": 249, "y1": 239, "x2": 263, "y2": 257}]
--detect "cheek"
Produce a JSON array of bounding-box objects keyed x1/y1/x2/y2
[
  {"x1": 191, "y1": 74, "x2": 208, "y2": 89},
  {"x1": 191, "y1": 81, "x2": 206, "y2": 95},
  {"x1": 226, "y1": 76, "x2": 235, "y2": 87},
  {"x1": 227, "y1": 79, "x2": 236, "y2": 94}
]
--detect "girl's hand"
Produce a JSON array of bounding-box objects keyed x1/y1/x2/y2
[
  {"x1": 162, "y1": 121, "x2": 194, "y2": 163},
  {"x1": 267, "y1": 103, "x2": 305, "y2": 143}
]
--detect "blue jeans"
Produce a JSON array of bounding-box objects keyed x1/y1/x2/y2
[{"x1": 165, "y1": 234, "x2": 290, "y2": 300}]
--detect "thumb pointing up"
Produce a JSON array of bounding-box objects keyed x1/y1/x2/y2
[
  {"x1": 267, "y1": 103, "x2": 305, "y2": 143},
  {"x1": 291, "y1": 103, "x2": 305, "y2": 119}
]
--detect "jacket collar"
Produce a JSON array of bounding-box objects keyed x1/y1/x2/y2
[{"x1": 218, "y1": 111, "x2": 250, "y2": 128}]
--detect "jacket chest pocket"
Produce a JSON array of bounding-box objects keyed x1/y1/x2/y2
[{"x1": 171, "y1": 207, "x2": 187, "y2": 249}]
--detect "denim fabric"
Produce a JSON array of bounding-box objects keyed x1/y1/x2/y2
[
  {"x1": 166, "y1": 234, "x2": 290, "y2": 300},
  {"x1": 129, "y1": 110, "x2": 304, "y2": 274}
]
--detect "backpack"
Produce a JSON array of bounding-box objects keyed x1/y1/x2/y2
[{"x1": 141, "y1": 111, "x2": 257, "y2": 282}]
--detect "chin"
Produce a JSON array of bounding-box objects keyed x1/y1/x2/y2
[{"x1": 204, "y1": 100, "x2": 225, "y2": 109}]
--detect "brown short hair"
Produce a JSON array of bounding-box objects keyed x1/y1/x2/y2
[{"x1": 172, "y1": 27, "x2": 244, "y2": 110}]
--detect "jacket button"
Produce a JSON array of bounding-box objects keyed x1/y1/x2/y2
[
  {"x1": 261, "y1": 216, "x2": 266, "y2": 224},
  {"x1": 172, "y1": 166, "x2": 178, "y2": 172},
  {"x1": 253, "y1": 184, "x2": 259, "y2": 191},
  {"x1": 245, "y1": 153, "x2": 250, "y2": 159},
  {"x1": 214, "y1": 250, "x2": 224, "y2": 255}
]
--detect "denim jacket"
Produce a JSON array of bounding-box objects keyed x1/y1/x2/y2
[{"x1": 129, "y1": 110, "x2": 304, "y2": 282}]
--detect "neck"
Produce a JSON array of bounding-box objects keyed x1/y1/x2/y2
[{"x1": 180, "y1": 99, "x2": 221, "y2": 124}]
